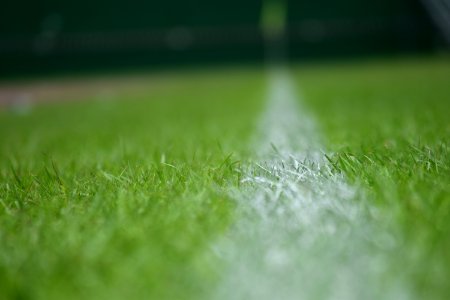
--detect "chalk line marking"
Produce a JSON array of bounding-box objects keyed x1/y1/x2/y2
[{"x1": 213, "y1": 69, "x2": 412, "y2": 300}]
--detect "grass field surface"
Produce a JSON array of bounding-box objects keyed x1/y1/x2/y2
[
  {"x1": 1, "y1": 56, "x2": 449, "y2": 299},
  {"x1": 297, "y1": 57, "x2": 450, "y2": 298}
]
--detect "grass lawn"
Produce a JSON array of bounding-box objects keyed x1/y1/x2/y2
[
  {"x1": 296, "y1": 56, "x2": 450, "y2": 299},
  {"x1": 0, "y1": 70, "x2": 264, "y2": 299},
  {"x1": 0, "y1": 56, "x2": 449, "y2": 299}
]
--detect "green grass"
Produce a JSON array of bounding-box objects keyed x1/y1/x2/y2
[
  {"x1": 295, "y1": 56, "x2": 450, "y2": 299},
  {"x1": 0, "y1": 56, "x2": 449, "y2": 299},
  {"x1": 0, "y1": 69, "x2": 264, "y2": 299}
]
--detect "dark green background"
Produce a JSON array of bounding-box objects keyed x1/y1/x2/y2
[{"x1": 0, "y1": 0, "x2": 437, "y2": 76}]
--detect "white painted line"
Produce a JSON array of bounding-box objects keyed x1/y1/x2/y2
[{"x1": 213, "y1": 69, "x2": 412, "y2": 300}]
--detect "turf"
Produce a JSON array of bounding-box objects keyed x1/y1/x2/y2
[
  {"x1": 0, "y1": 56, "x2": 449, "y2": 299},
  {"x1": 0, "y1": 69, "x2": 264, "y2": 299},
  {"x1": 295, "y1": 56, "x2": 450, "y2": 299}
]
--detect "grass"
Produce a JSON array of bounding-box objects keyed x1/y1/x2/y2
[
  {"x1": 0, "y1": 56, "x2": 449, "y2": 299},
  {"x1": 295, "y1": 56, "x2": 450, "y2": 299},
  {"x1": 0, "y1": 69, "x2": 264, "y2": 299}
]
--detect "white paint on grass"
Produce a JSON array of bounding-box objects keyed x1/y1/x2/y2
[{"x1": 214, "y1": 69, "x2": 412, "y2": 300}]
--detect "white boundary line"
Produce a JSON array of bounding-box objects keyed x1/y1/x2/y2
[{"x1": 214, "y1": 69, "x2": 412, "y2": 300}]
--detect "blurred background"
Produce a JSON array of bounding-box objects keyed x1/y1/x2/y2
[{"x1": 0, "y1": 0, "x2": 448, "y2": 78}]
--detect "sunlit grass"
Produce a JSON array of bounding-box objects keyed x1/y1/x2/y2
[
  {"x1": 0, "y1": 69, "x2": 264, "y2": 300},
  {"x1": 296, "y1": 56, "x2": 450, "y2": 298},
  {"x1": 0, "y1": 57, "x2": 449, "y2": 299}
]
